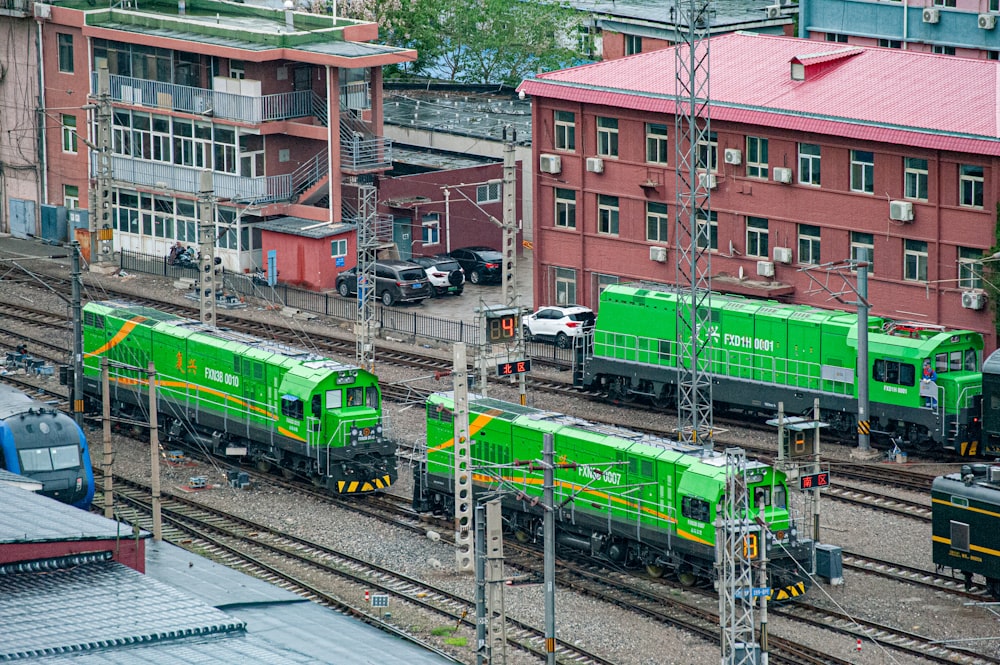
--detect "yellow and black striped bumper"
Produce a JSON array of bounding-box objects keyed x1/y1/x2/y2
[{"x1": 337, "y1": 475, "x2": 392, "y2": 493}]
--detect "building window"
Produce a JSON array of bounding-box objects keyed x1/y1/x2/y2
[
  {"x1": 746, "y1": 217, "x2": 769, "y2": 258},
  {"x1": 646, "y1": 123, "x2": 668, "y2": 164},
  {"x1": 934, "y1": 0, "x2": 956, "y2": 6},
  {"x1": 746, "y1": 136, "x2": 768, "y2": 179},
  {"x1": 63, "y1": 185, "x2": 79, "y2": 210},
  {"x1": 959, "y1": 247, "x2": 984, "y2": 289},
  {"x1": 959, "y1": 165, "x2": 984, "y2": 208},
  {"x1": 826, "y1": 33, "x2": 849, "y2": 43},
  {"x1": 696, "y1": 210, "x2": 718, "y2": 251},
  {"x1": 850, "y1": 232, "x2": 874, "y2": 272},
  {"x1": 878, "y1": 39, "x2": 902, "y2": 49},
  {"x1": 61, "y1": 115, "x2": 78, "y2": 154},
  {"x1": 229, "y1": 59, "x2": 245, "y2": 79},
  {"x1": 904, "y1": 239, "x2": 928, "y2": 282},
  {"x1": 555, "y1": 188, "x2": 576, "y2": 229},
  {"x1": 422, "y1": 213, "x2": 440, "y2": 246},
  {"x1": 988, "y1": 51, "x2": 1000, "y2": 61},
  {"x1": 594, "y1": 273, "x2": 619, "y2": 303},
  {"x1": 933, "y1": 45, "x2": 956, "y2": 55},
  {"x1": 597, "y1": 194, "x2": 619, "y2": 235},
  {"x1": 850, "y1": 150, "x2": 874, "y2": 194},
  {"x1": 58, "y1": 34, "x2": 74, "y2": 73},
  {"x1": 646, "y1": 202, "x2": 668, "y2": 242},
  {"x1": 904, "y1": 158, "x2": 928, "y2": 201},
  {"x1": 597, "y1": 117, "x2": 619, "y2": 158},
  {"x1": 625, "y1": 34, "x2": 642, "y2": 55},
  {"x1": 798, "y1": 143, "x2": 821, "y2": 186},
  {"x1": 697, "y1": 131, "x2": 718, "y2": 173},
  {"x1": 554, "y1": 111, "x2": 576, "y2": 152},
  {"x1": 477, "y1": 182, "x2": 501, "y2": 203},
  {"x1": 331, "y1": 239, "x2": 347, "y2": 258},
  {"x1": 991, "y1": 0, "x2": 999, "y2": 11},
  {"x1": 798, "y1": 224, "x2": 821, "y2": 265},
  {"x1": 554, "y1": 266, "x2": 577, "y2": 306}
]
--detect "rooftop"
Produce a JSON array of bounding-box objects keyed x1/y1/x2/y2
[
  {"x1": 518, "y1": 31, "x2": 1000, "y2": 155},
  {"x1": 0, "y1": 483, "x2": 138, "y2": 545},
  {"x1": 384, "y1": 91, "x2": 533, "y2": 145}
]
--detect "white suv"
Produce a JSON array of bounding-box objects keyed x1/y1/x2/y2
[
  {"x1": 411, "y1": 255, "x2": 465, "y2": 297},
  {"x1": 523, "y1": 305, "x2": 596, "y2": 348}
]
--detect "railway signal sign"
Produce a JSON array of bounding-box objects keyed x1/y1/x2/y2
[
  {"x1": 799, "y1": 471, "x2": 830, "y2": 490},
  {"x1": 371, "y1": 593, "x2": 389, "y2": 608},
  {"x1": 496, "y1": 359, "x2": 531, "y2": 377}
]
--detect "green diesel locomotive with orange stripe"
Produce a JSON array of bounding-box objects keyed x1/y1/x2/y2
[
  {"x1": 413, "y1": 392, "x2": 813, "y2": 600},
  {"x1": 82, "y1": 301, "x2": 394, "y2": 494}
]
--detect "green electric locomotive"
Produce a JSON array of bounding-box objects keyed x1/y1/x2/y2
[
  {"x1": 413, "y1": 392, "x2": 813, "y2": 601},
  {"x1": 932, "y1": 465, "x2": 1000, "y2": 599},
  {"x1": 580, "y1": 283, "x2": 985, "y2": 455},
  {"x1": 82, "y1": 301, "x2": 394, "y2": 494}
]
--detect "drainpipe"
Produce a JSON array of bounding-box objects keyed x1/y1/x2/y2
[
  {"x1": 326, "y1": 64, "x2": 334, "y2": 225},
  {"x1": 902, "y1": 0, "x2": 908, "y2": 49},
  {"x1": 36, "y1": 19, "x2": 48, "y2": 213}
]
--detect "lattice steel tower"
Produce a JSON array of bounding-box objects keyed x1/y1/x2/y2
[
  {"x1": 673, "y1": 0, "x2": 715, "y2": 450},
  {"x1": 717, "y1": 449, "x2": 759, "y2": 664},
  {"x1": 355, "y1": 183, "x2": 378, "y2": 372}
]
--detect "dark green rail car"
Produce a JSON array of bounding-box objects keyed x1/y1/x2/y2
[
  {"x1": 932, "y1": 466, "x2": 1000, "y2": 599},
  {"x1": 81, "y1": 301, "x2": 394, "y2": 494},
  {"x1": 581, "y1": 283, "x2": 985, "y2": 455},
  {"x1": 414, "y1": 392, "x2": 813, "y2": 601}
]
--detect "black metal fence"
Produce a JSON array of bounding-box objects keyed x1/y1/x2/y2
[{"x1": 119, "y1": 250, "x2": 488, "y2": 346}]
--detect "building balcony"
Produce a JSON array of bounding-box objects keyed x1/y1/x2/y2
[
  {"x1": 102, "y1": 157, "x2": 292, "y2": 204},
  {"x1": 0, "y1": 0, "x2": 30, "y2": 16}
]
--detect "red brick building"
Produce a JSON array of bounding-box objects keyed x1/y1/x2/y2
[{"x1": 518, "y1": 33, "x2": 1000, "y2": 351}]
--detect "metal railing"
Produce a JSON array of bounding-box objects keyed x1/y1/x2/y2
[{"x1": 104, "y1": 155, "x2": 292, "y2": 203}]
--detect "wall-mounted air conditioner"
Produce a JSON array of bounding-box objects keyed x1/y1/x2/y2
[
  {"x1": 773, "y1": 167, "x2": 792, "y2": 184},
  {"x1": 765, "y1": 4, "x2": 781, "y2": 18},
  {"x1": 649, "y1": 246, "x2": 667, "y2": 263},
  {"x1": 757, "y1": 260, "x2": 775, "y2": 277},
  {"x1": 773, "y1": 247, "x2": 793, "y2": 264},
  {"x1": 889, "y1": 200, "x2": 914, "y2": 222},
  {"x1": 586, "y1": 157, "x2": 604, "y2": 173},
  {"x1": 724, "y1": 148, "x2": 742, "y2": 165},
  {"x1": 34, "y1": 3, "x2": 51, "y2": 18},
  {"x1": 923, "y1": 7, "x2": 940, "y2": 23},
  {"x1": 539, "y1": 154, "x2": 562, "y2": 174},
  {"x1": 979, "y1": 13, "x2": 997, "y2": 29},
  {"x1": 698, "y1": 172, "x2": 717, "y2": 189},
  {"x1": 962, "y1": 290, "x2": 986, "y2": 310}
]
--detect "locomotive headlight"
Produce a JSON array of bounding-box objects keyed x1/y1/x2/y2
[
  {"x1": 76, "y1": 477, "x2": 82, "y2": 491},
  {"x1": 774, "y1": 530, "x2": 786, "y2": 542}
]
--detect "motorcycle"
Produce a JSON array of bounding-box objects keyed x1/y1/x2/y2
[{"x1": 168, "y1": 245, "x2": 199, "y2": 269}]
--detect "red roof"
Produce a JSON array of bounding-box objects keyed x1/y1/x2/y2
[{"x1": 517, "y1": 33, "x2": 1000, "y2": 155}]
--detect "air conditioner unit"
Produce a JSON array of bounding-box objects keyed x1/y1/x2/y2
[
  {"x1": 724, "y1": 148, "x2": 742, "y2": 165},
  {"x1": 889, "y1": 200, "x2": 914, "y2": 222},
  {"x1": 773, "y1": 167, "x2": 793, "y2": 184},
  {"x1": 539, "y1": 153, "x2": 562, "y2": 174},
  {"x1": 962, "y1": 289, "x2": 986, "y2": 310},
  {"x1": 33, "y1": 3, "x2": 51, "y2": 18},
  {"x1": 649, "y1": 246, "x2": 667, "y2": 263},
  {"x1": 698, "y1": 172, "x2": 717, "y2": 189},
  {"x1": 923, "y1": 7, "x2": 940, "y2": 23},
  {"x1": 757, "y1": 261, "x2": 775, "y2": 277},
  {"x1": 765, "y1": 4, "x2": 781, "y2": 18},
  {"x1": 980, "y1": 13, "x2": 997, "y2": 29},
  {"x1": 773, "y1": 247, "x2": 793, "y2": 264},
  {"x1": 586, "y1": 157, "x2": 604, "y2": 174}
]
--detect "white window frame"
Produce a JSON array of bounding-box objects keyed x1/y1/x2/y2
[
  {"x1": 697, "y1": 131, "x2": 718, "y2": 173},
  {"x1": 958, "y1": 247, "x2": 984, "y2": 290},
  {"x1": 62, "y1": 114, "x2": 78, "y2": 154},
  {"x1": 850, "y1": 150, "x2": 874, "y2": 194},
  {"x1": 63, "y1": 185, "x2": 79, "y2": 210},
  {"x1": 696, "y1": 210, "x2": 718, "y2": 251},
  {"x1": 422, "y1": 213, "x2": 440, "y2": 246},
  {"x1": 477, "y1": 182, "x2": 501, "y2": 204},
  {"x1": 646, "y1": 123, "x2": 668, "y2": 164},
  {"x1": 553, "y1": 266, "x2": 577, "y2": 306},
  {"x1": 959, "y1": 165, "x2": 984, "y2": 208},
  {"x1": 798, "y1": 143, "x2": 821, "y2": 186},
  {"x1": 904, "y1": 239, "x2": 928, "y2": 282},
  {"x1": 850, "y1": 232, "x2": 874, "y2": 273},
  {"x1": 798, "y1": 224, "x2": 821, "y2": 265},
  {"x1": 597, "y1": 194, "x2": 619, "y2": 235},
  {"x1": 58, "y1": 33, "x2": 74, "y2": 73},
  {"x1": 646, "y1": 201, "x2": 668, "y2": 242},
  {"x1": 596, "y1": 116, "x2": 619, "y2": 158},
  {"x1": 554, "y1": 111, "x2": 576, "y2": 152},
  {"x1": 746, "y1": 217, "x2": 769, "y2": 258},
  {"x1": 555, "y1": 188, "x2": 576, "y2": 229},
  {"x1": 625, "y1": 34, "x2": 642, "y2": 56},
  {"x1": 746, "y1": 136, "x2": 768, "y2": 179},
  {"x1": 904, "y1": 157, "x2": 928, "y2": 201}
]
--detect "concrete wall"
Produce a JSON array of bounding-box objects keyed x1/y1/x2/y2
[{"x1": 0, "y1": 15, "x2": 41, "y2": 233}]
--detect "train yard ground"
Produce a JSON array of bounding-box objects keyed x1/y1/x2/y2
[{"x1": 0, "y1": 234, "x2": 998, "y2": 665}]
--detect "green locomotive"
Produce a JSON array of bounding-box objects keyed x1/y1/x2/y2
[
  {"x1": 82, "y1": 301, "x2": 394, "y2": 493},
  {"x1": 580, "y1": 283, "x2": 985, "y2": 455},
  {"x1": 932, "y1": 465, "x2": 1000, "y2": 599},
  {"x1": 413, "y1": 392, "x2": 813, "y2": 600}
]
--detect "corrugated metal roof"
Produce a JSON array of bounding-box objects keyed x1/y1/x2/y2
[
  {"x1": 518, "y1": 32, "x2": 1000, "y2": 154},
  {"x1": 257, "y1": 217, "x2": 353, "y2": 239},
  {"x1": 0, "y1": 469, "x2": 43, "y2": 493},
  {"x1": 0, "y1": 483, "x2": 138, "y2": 544}
]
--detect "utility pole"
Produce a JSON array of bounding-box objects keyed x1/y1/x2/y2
[
  {"x1": 453, "y1": 342, "x2": 474, "y2": 573},
  {"x1": 87, "y1": 65, "x2": 114, "y2": 266},
  {"x1": 101, "y1": 358, "x2": 114, "y2": 519},
  {"x1": 484, "y1": 499, "x2": 507, "y2": 664},
  {"x1": 70, "y1": 242, "x2": 84, "y2": 427},
  {"x1": 542, "y1": 432, "x2": 557, "y2": 665},
  {"x1": 355, "y1": 183, "x2": 378, "y2": 372},
  {"x1": 148, "y1": 361, "x2": 162, "y2": 541},
  {"x1": 716, "y1": 448, "x2": 758, "y2": 665},
  {"x1": 197, "y1": 170, "x2": 217, "y2": 326},
  {"x1": 500, "y1": 129, "x2": 526, "y2": 407}
]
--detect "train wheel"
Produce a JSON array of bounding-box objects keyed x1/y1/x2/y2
[
  {"x1": 311, "y1": 474, "x2": 325, "y2": 488},
  {"x1": 651, "y1": 388, "x2": 673, "y2": 410},
  {"x1": 256, "y1": 460, "x2": 272, "y2": 473},
  {"x1": 514, "y1": 530, "x2": 531, "y2": 543},
  {"x1": 282, "y1": 468, "x2": 296, "y2": 480},
  {"x1": 607, "y1": 377, "x2": 634, "y2": 403},
  {"x1": 677, "y1": 570, "x2": 697, "y2": 587},
  {"x1": 645, "y1": 564, "x2": 665, "y2": 578}
]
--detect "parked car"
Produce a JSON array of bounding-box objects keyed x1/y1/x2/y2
[
  {"x1": 523, "y1": 305, "x2": 596, "y2": 348},
  {"x1": 335, "y1": 260, "x2": 431, "y2": 306},
  {"x1": 447, "y1": 246, "x2": 503, "y2": 285},
  {"x1": 411, "y1": 255, "x2": 465, "y2": 297}
]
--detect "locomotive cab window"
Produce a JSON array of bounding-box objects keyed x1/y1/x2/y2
[
  {"x1": 281, "y1": 395, "x2": 303, "y2": 420},
  {"x1": 346, "y1": 387, "x2": 364, "y2": 406},
  {"x1": 367, "y1": 386, "x2": 379, "y2": 408},
  {"x1": 965, "y1": 349, "x2": 978, "y2": 371},
  {"x1": 753, "y1": 486, "x2": 771, "y2": 508},
  {"x1": 312, "y1": 394, "x2": 321, "y2": 416},
  {"x1": 873, "y1": 359, "x2": 915, "y2": 386},
  {"x1": 681, "y1": 495, "x2": 710, "y2": 522},
  {"x1": 326, "y1": 389, "x2": 342, "y2": 409}
]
